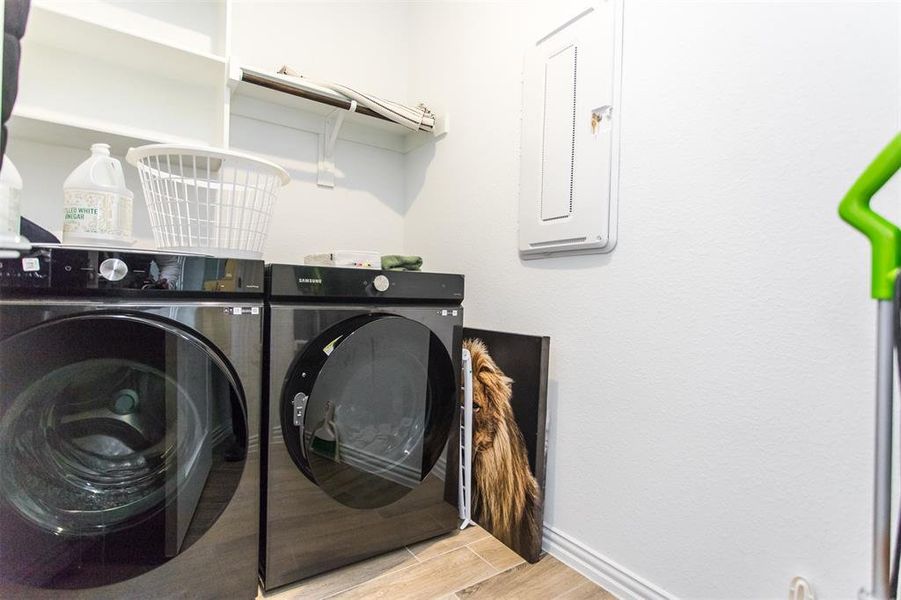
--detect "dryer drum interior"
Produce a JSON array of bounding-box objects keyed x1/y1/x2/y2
[
  {"x1": 281, "y1": 314, "x2": 457, "y2": 510},
  {"x1": 0, "y1": 314, "x2": 248, "y2": 590}
]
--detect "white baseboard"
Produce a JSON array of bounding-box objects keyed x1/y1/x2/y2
[{"x1": 542, "y1": 525, "x2": 676, "y2": 600}]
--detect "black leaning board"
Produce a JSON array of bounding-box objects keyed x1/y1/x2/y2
[{"x1": 463, "y1": 327, "x2": 550, "y2": 562}]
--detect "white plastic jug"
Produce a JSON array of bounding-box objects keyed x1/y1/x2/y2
[
  {"x1": 0, "y1": 158, "x2": 22, "y2": 237},
  {"x1": 63, "y1": 143, "x2": 134, "y2": 246}
]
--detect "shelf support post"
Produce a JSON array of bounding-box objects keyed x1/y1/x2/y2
[{"x1": 317, "y1": 100, "x2": 357, "y2": 188}]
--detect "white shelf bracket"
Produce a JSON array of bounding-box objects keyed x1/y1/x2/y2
[
  {"x1": 317, "y1": 100, "x2": 357, "y2": 188},
  {"x1": 226, "y1": 59, "x2": 242, "y2": 94}
]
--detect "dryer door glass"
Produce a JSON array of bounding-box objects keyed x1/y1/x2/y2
[
  {"x1": 282, "y1": 315, "x2": 456, "y2": 509},
  {"x1": 0, "y1": 314, "x2": 247, "y2": 590}
]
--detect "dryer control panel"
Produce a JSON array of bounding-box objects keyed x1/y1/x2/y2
[{"x1": 267, "y1": 264, "x2": 464, "y2": 303}]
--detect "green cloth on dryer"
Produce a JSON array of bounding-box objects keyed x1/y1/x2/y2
[{"x1": 381, "y1": 255, "x2": 423, "y2": 271}]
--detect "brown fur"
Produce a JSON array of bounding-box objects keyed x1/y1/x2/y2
[{"x1": 465, "y1": 338, "x2": 541, "y2": 558}]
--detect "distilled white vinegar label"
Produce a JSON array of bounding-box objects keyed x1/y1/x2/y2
[{"x1": 63, "y1": 190, "x2": 133, "y2": 239}]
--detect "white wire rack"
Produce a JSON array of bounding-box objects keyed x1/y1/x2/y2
[
  {"x1": 459, "y1": 348, "x2": 474, "y2": 529},
  {"x1": 126, "y1": 144, "x2": 290, "y2": 258}
]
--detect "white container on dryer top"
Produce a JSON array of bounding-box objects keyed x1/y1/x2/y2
[{"x1": 62, "y1": 143, "x2": 135, "y2": 246}]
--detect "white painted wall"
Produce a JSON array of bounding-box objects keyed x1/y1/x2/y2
[
  {"x1": 230, "y1": 0, "x2": 412, "y2": 103},
  {"x1": 228, "y1": 0, "x2": 415, "y2": 263},
  {"x1": 229, "y1": 113, "x2": 406, "y2": 264},
  {"x1": 404, "y1": 1, "x2": 901, "y2": 598}
]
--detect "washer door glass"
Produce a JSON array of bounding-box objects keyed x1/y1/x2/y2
[
  {"x1": 281, "y1": 315, "x2": 456, "y2": 510},
  {"x1": 0, "y1": 314, "x2": 248, "y2": 590}
]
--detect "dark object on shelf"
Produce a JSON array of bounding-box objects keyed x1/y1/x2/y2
[
  {"x1": 2, "y1": 0, "x2": 30, "y2": 169},
  {"x1": 19, "y1": 217, "x2": 59, "y2": 243}
]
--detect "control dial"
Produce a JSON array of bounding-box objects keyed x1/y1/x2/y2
[
  {"x1": 99, "y1": 258, "x2": 129, "y2": 282},
  {"x1": 373, "y1": 274, "x2": 390, "y2": 293}
]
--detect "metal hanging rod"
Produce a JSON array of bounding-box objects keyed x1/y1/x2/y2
[{"x1": 240, "y1": 71, "x2": 393, "y2": 124}]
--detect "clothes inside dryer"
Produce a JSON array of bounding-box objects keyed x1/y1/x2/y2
[
  {"x1": 282, "y1": 315, "x2": 455, "y2": 511},
  {"x1": 306, "y1": 323, "x2": 428, "y2": 482}
]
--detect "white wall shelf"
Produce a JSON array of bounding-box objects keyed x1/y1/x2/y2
[
  {"x1": 231, "y1": 66, "x2": 447, "y2": 156},
  {"x1": 8, "y1": 106, "x2": 209, "y2": 157},
  {"x1": 27, "y1": 3, "x2": 227, "y2": 87},
  {"x1": 17, "y1": 3, "x2": 229, "y2": 149}
]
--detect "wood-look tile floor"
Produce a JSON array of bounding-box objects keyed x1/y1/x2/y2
[{"x1": 258, "y1": 524, "x2": 616, "y2": 600}]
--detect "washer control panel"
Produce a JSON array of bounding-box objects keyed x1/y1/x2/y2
[
  {"x1": 0, "y1": 254, "x2": 51, "y2": 287},
  {"x1": 0, "y1": 246, "x2": 265, "y2": 296}
]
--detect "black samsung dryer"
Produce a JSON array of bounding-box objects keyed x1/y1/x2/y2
[{"x1": 260, "y1": 265, "x2": 464, "y2": 591}]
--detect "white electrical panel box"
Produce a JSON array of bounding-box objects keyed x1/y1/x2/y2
[{"x1": 519, "y1": 2, "x2": 622, "y2": 258}]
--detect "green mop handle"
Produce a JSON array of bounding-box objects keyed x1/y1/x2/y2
[
  {"x1": 839, "y1": 133, "x2": 901, "y2": 300},
  {"x1": 842, "y1": 134, "x2": 901, "y2": 600}
]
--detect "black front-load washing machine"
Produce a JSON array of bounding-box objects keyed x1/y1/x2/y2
[
  {"x1": 0, "y1": 246, "x2": 263, "y2": 599},
  {"x1": 260, "y1": 264, "x2": 464, "y2": 591}
]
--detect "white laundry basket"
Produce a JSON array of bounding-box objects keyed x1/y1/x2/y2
[{"x1": 126, "y1": 144, "x2": 290, "y2": 258}]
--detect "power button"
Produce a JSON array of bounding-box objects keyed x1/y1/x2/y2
[
  {"x1": 373, "y1": 275, "x2": 390, "y2": 292},
  {"x1": 99, "y1": 258, "x2": 129, "y2": 282}
]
